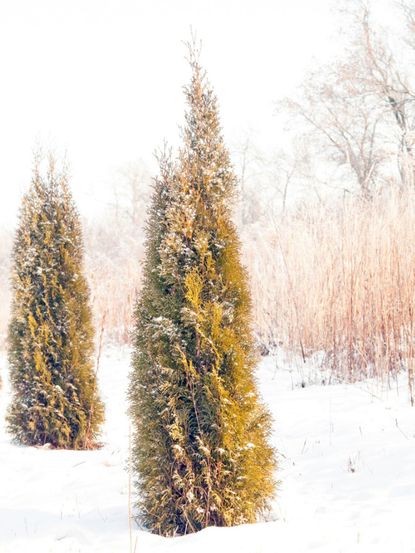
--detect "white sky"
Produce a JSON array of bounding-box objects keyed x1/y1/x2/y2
[{"x1": 0, "y1": 0, "x2": 342, "y2": 224}]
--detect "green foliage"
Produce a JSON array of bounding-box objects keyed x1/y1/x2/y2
[
  {"x1": 129, "y1": 57, "x2": 276, "y2": 536},
  {"x1": 7, "y1": 158, "x2": 104, "y2": 449}
]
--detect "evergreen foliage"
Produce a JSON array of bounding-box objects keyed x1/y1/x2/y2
[
  {"x1": 129, "y1": 55, "x2": 276, "y2": 536},
  {"x1": 7, "y1": 158, "x2": 104, "y2": 449}
]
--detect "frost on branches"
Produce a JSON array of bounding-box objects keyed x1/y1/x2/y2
[
  {"x1": 129, "y1": 54, "x2": 276, "y2": 536},
  {"x1": 7, "y1": 157, "x2": 104, "y2": 449}
]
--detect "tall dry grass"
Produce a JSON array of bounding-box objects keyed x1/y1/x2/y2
[
  {"x1": 83, "y1": 215, "x2": 145, "y2": 344},
  {"x1": 245, "y1": 188, "x2": 415, "y2": 402}
]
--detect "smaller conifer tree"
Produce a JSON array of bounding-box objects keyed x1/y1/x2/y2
[{"x1": 7, "y1": 156, "x2": 104, "y2": 449}]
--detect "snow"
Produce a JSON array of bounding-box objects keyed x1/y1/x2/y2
[{"x1": 1, "y1": 348, "x2": 415, "y2": 552}]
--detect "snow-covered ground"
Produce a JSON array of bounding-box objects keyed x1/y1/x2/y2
[{"x1": 1, "y1": 347, "x2": 414, "y2": 552}]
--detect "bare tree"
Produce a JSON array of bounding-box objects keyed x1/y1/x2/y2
[
  {"x1": 282, "y1": 59, "x2": 388, "y2": 198},
  {"x1": 233, "y1": 135, "x2": 312, "y2": 223},
  {"x1": 348, "y1": 2, "x2": 415, "y2": 188},
  {"x1": 281, "y1": 0, "x2": 415, "y2": 197},
  {"x1": 232, "y1": 136, "x2": 269, "y2": 225},
  {"x1": 111, "y1": 161, "x2": 151, "y2": 225}
]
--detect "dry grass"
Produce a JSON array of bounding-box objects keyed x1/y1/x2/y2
[
  {"x1": 2, "y1": 185, "x2": 415, "y2": 401},
  {"x1": 245, "y1": 188, "x2": 415, "y2": 401},
  {"x1": 83, "y1": 215, "x2": 144, "y2": 344}
]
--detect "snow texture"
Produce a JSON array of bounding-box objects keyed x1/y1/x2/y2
[{"x1": 1, "y1": 348, "x2": 414, "y2": 552}]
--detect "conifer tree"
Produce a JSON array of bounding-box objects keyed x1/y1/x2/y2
[
  {"x1": 7, "y1": 157, "x2": 104, "y2": 449},
  {"x1": 129, "y1": 53, "x2": 276, "y2": 536}
]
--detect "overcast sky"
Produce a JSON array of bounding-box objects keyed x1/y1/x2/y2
[{"x1": 0, "y1": 0, "x2": 344, "y2": 224}]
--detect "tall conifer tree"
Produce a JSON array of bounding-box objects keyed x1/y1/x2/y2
[
  {"x1": 7, "y1": 157, "x2": 104, "y2": 449},
  {"x1": 129, "y1": 53, "x2": 276, "y2": 536}
]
